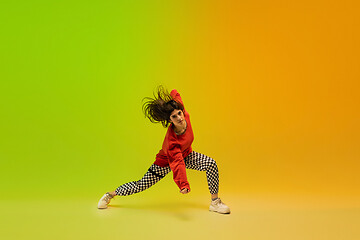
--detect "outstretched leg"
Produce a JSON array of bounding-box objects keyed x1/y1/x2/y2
[
  {"x1": 115, "y1": 164, "x2": 171, "y2": 196},
  {"x1": 98, "y1": 164, "x2": 170, "y2": 209}
]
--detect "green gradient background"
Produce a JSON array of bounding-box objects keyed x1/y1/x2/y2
[{"x1": 1, "y1": 1, "x2": 359, "y2": 239}]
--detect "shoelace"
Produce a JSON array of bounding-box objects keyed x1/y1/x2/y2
[
  {"x1": 104, "y1": 193, "x2": 113, "y2": 202},
  {"x1": 213, "y1": 198, "x2": 227, "y2": 206},
  {"x1": 212, "y1": 198, "x2": 220, "y2": 204}
]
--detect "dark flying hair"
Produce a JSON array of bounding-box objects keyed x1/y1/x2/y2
[{"x1": 142, "y1": 85, "x2": 184, "y2": 128}]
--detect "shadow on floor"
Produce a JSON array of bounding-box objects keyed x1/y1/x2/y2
[{"x1": 108, "y1": 201, "x2": 209, "y2": 221}]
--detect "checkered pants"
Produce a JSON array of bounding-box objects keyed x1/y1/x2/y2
[{"x1": 115, "y1": 151, "x2": 219, "y2": 195}]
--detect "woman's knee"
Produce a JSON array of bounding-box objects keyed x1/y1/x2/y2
[{"x1": 206, "y1": 158, "x2": 218, "y2": 170}]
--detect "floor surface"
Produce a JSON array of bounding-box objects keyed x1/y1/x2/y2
[{"x1": 1, "y1": 194, "x2": 359, "y2": 240}]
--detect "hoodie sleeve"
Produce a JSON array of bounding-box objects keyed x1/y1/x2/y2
[
  {"x1": 170, "y1": 89, "x2": 184, "y2": 108},
  {"x1": 167, "y1": 141, "x2": 190, "y2": 191}
]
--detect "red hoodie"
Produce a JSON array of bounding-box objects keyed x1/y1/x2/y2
[{"x1": 154, "y1": 89, "x2": 194, "y2": 191}]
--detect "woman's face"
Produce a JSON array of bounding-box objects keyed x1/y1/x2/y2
[{"x1": 170, "y1": 109, "x2": 185, "y2": 127}]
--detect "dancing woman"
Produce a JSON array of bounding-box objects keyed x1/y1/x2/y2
[{"x1": 97, "y1": 86, "x2": 230, "y2": 214}]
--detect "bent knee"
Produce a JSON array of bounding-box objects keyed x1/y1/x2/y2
[{"x1": 206, "y1": 158, "x2": 218, "y2": 169}]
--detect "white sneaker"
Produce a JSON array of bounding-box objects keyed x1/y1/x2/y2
[
  {"x1": 209, "y1": 198, "x2": 231, "y2": 214},
  {"x1": 97, "y1": 192, "x2": 114, "y2": 209}
]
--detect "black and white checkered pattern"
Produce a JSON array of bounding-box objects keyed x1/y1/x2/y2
[
  {"x1": 115, "y1": 164, "x2": 171, "y2": 196},
  {"x1": 115, "y1": 151, "x2": 219, "y2": 196},
  {"x1": 183, "y1": 151, "x2": 219, "y2": 194}
]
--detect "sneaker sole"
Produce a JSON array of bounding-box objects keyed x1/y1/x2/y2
[
  {"x1": 97, "y1": 203, "x2": 108, "y2": 209},
  {"x1": 209, "y1": 207, "x2": 231, "y2": 214}
]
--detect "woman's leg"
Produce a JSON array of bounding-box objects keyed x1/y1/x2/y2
[
  {"x1": 184, "y1": 151, "x2": 230, "y2": 214},
  {"x1": 184, "y1": 151, "x2": 219, "y2": 197},
  {"x1": 114, "y1": 164, "x2": 171, "y2": 196},
  {"x1": 98, "y1": 164, "x2": 171, "y2": 209}
]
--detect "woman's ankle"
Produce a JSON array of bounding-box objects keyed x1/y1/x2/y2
[
  {"x1": 109, "y1": 191, "x2": 116, "y2": 197},
  {"x1": 211, "y1": 193, "x2": 219, "y2": 201}
]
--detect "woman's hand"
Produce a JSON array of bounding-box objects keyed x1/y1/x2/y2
[{"x1": 180, "y1": 188, "x2": 190, "y2": 194}]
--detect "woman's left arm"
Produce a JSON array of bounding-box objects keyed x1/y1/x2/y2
[{"x1": 170, "y1": 89, "x2": 184, "y2": 108}]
